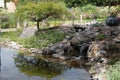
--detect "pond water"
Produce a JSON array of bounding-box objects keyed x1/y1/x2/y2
[{"x1": 0, "y1": 47, "x2": 91, "y2": 80}]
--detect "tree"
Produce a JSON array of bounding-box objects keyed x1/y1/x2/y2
[
  {"x1": 64, "y1": 0, "x2": 120, "y2": 8},
  {"x1": 15, "y1": 1, "x2": 67, "y2": 30},
  {"x1": 89, "y1": 0, "x2": 120, "y2": 7},
  {"x1": 89, "y1": 0, "x2": 120, "y2": 16},
  {"x1": 64, "y1": 0, "x2": 88, "y2": 8}
]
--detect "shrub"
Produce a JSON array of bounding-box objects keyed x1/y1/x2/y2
[{"x1": 0, "y1": 13, "x2": 17, "y2": 29}]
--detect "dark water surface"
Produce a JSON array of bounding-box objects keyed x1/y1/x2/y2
[{"x1": 0, "y1": 47, "x2": 91, "y2": 80}]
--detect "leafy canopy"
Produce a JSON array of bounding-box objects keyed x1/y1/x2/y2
[
  {"x1": 15, "y1": 1, "x2": 68, "y2": 21},
  {"x1": 64, "y1": 0, "x2": 120, "y2": 8}
]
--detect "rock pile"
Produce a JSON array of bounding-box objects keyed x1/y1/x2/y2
[{"x1": 1, "y1": 22, "x2": 120, "y2": 80}]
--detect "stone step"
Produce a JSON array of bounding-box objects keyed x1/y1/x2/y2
[{"x1": 19, "y1": 27, "x2": 37, "y2": 38}]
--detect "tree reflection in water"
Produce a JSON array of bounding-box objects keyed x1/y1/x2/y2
[{"x1": 13, "y1": 54, "x2": 68, "y2": 79}]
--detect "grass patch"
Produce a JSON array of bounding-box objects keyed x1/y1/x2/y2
[
  {"x1": 18, "y1": 29, "x2": 65, "y2": 49},
  {"x1": 105, "y1": 60, "x2": 120, "y2": 80},
  {"x1": 0, "y1": 29, "x2": 22, "y2": 41},
  {"x1": 1, "y1": 29, "x2": 66, "y2": 49}
]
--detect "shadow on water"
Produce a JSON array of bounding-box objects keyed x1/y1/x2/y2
[
  {"x1": 14, "y1": 54, "x2": 68, "y2": 79},
  {"x1": 0, "y1": 47, "x2": 91, "y2": 80}
]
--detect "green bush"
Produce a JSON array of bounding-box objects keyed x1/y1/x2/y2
[{"x1": 0, "y1": 13, "x2": 17, "y2": 29}]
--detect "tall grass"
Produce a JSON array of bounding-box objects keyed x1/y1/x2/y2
[
  {"x1": 1, "y1": 29, "x2": 66, "y2": 49},
  {"x1": 18, "y1": 29, "x2": 65, "y2": 49}
]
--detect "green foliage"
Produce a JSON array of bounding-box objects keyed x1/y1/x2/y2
[
  {"x1": 91, "y1": 22, "x2": 104, "y2": 27},
  {"x1": 107, "y1": 45, "x2": 120, "y2": 53},
  {"x1": 80, "y1": 4, "x2": 98, "y2": 19},
  {"x1": 80, "y1": 4, "x2": 96, "y2": 12},
  {"x1": 1, "y1": 29, "x2": 22, "y2": 41},
  {"x1": 105, "y1": 60, "x2": 120, "y2": 80},
  {"x1": 96, "y1": 35, "x2": 106, "y2": 40},
  {"x1": 0, "y1": 8, "x2": 2, "y2": 12},
  {"x1": 64, "y1": 0, "x2": 88, "y2": 8},
  {"x1": 108, "y1": 58, "x2": 120, "y2": 65},
  {"x1": 1, "y1": 29, "x2": 66, "y2": 49},
  {"x1": 18, "y1": 0, "x2": 64, "y2": 6},
  {"x1": 0, "y1": 13, "x2": 17, "y2": 29},
  {"x1": 64, "y1": 0, "x2": 120, "y2": 8},
  {"x1": 15, "y1": 1, "x2": 67, "y2": 29},
  {"x1": 20, "y1": 0, "x2": 118, "y2": 8},
  {"x1": 17, "y1": 29, "x2": 66, "y2": 49},
  {"x1": 15, "y1": 2, "x2": 67, "y2": 21},
  {"x1": 90, "y1": 0, "x2": 120, "y2": 6}
]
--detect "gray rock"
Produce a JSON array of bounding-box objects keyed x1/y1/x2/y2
[
  {"x1": 37, "y1": 50, "x2": 42, "y2": 54},
  {"x1": 53, "y1": 54, "x2": 66, "y2": 60},
  {"x1": 30, "y1": 48, "x2": 38, "y2": 53},
  {"x1": 87, "y1": 41, "x2": 107, "y2": 60}
]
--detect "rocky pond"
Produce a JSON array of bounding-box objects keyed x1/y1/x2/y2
[
  {"x1": 0, "y1": 22, "x2": 120, "y2": 80},
  {"x1": 0, "y1": 47, "x2": 91, "y2": 80}
]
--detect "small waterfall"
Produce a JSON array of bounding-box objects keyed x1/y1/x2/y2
[{"x1": 79, "y1": 43, "x2": 89, "y2": 57}]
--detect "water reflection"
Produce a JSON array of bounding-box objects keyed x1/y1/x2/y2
[
  {"x1": 0, "y1": 47, "x2": 90, "y2": 80},
  {"x1": 0, "y1": 46, "x2": 1, "y2": 73},
  {"x1": 14, "y1": 54, "x2": 68, "y2": 79}
]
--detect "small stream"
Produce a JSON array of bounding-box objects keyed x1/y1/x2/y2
[{"x1": 0, "y1": 47, "x2": 91, "y2": 80}]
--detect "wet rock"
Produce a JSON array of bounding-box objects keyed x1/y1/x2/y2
[
  {"x1": 79, "y1": 43, "x2": 89, "y2": 57},
  {"x1": 93, "y1": 74, "x2": 106, "y2": 80},
  {"x1": 62, "y1": 42, "x2": 71, "y2": 52},
  {"x1": 64, "y1": 46, "x2": 73, "y2": 53},
  {"x1": 62, "y1": 38, "x2": 68, "y2": 43},
  {"x1": 99, "y1": 58, "x2": 108, "y2": 64},
  {"x1": 72, "y1": 56, "x2": 81, "y2": 60},
  {"x1": 70, "y1": 36, "x2": 80, "y2": 43},
  {"x1": 30, "y1": 48, "x2": 38, "y2": 53},
  {"x1": 113, "y1": 33, "x2": 120, "y2": 43},
  {"x1": 19, "y1": 48, "x2": 28, "y2": 51},
  {"x1": 42, "y1": 47, "x2": 52, "y2": 55},
  {"x1": 52, "y1": 54, "x2": 66, "y2": 60},
  {"x1": 37, "y1": 50, "x2": 42, "y2": 54},
  {"x1": 7, "y1": 41, "x2": 22, "y2": 49},
  {"x1": 73, "y1": 25, "x2": 86, "y2": 32},
  {"x1": 8, "y1": 41, "x2": 17, "y2": 47}
]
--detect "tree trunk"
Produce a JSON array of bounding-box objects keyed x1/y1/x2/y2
[
  {"x1": 72, "y1": 16, "x2": 74, "y2": 26},
  {"x1": 13, "y1": 0, "x2": 18, "y2": 6},
  {"x1": 37, "y1": 20, "x2": 40, "y2": 30},
  {"x1": 4, "y1": 0, "x2": 6, "y2": 9}
]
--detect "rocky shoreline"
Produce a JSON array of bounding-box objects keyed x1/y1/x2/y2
[{"x1": 1, "y1": 22, "x2": 120, "y2": 80}]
